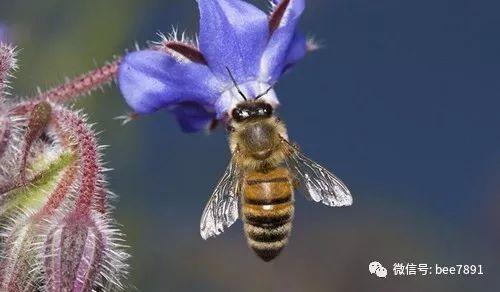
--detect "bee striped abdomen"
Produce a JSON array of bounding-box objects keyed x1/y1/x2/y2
[{"x1": 242, "y1": 167, "x2": 294, "y2": 262}]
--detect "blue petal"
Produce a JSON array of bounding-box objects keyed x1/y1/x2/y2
[
  {"x1": 198, "y1": 0, "x2": 269, "y2": 82},
  {"x1": 169, "y1": 102, "x2": 216, "y2": 133},
  {"x1": 259, "y1": 0, "x2": 305, "y2": 82},
  {"x1": 282, "y1": 30, "x2": 307, "y2": 73},
  {"x1": 118, "y1": 50, "x2": 223, "y2": 114}
]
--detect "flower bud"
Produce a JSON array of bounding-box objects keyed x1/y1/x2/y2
[
  {"x1": 44, "y1": 213, "x2": 105, "y2": 292},
  {"x1": 0, "y1": 216, "x2": 38, "y2": 291},
  {"x1": 0, "y1": 25, "x2": 127, "y2": 292}
]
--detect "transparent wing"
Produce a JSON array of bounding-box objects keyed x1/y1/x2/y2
[
  {"x1": 200, "y1": 158, "x2": 241, "y2": 240},
  {"x1": 284, "y1": 141, "x2": 353, "y2": 207}
]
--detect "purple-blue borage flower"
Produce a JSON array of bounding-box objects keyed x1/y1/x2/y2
[{"x1": 118, "y1": 0, "x2": 312, "y2": 132}]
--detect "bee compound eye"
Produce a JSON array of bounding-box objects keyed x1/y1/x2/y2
[
  {"x1": 231, "y1": 108, "x2": 241, "y2": 120},
  {"x1": 263, "y1": 104, "x2": 273, "y2": 116},
  {"x1": 232, "y1": 107, "x2": 249, "y2": 122}
]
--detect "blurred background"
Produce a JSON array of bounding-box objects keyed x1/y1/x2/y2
[{"x1": 1, "y1": 0, "x2": 499, "y2": 291}]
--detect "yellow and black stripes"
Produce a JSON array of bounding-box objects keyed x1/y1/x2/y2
[{"x1": 241, "y1": 167, "x2": 294, "y2": 261}]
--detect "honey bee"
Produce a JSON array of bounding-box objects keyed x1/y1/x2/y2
[{"x1": 200, "y1": 70, "x2": 353, "y2": 261}]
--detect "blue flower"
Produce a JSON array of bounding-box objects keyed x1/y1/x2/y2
[{"x1": 118, "y1": 0, "x2": 310, "y2": 132}]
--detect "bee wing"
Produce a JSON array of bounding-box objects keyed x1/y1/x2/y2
[
  {"x1": 200, "y1": 158, "x2": 242, "y2": 240},
  {"x1": 283, "y1": 141, "x2": 353, "y2": 207}
]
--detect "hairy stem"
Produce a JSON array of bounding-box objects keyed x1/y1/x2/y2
[
  {"x1": 54, "y1": 108, "x2": 101, "y2": 215},
  {"x1": 33, "y1": 59, "x2": 121, "y2": 104}
]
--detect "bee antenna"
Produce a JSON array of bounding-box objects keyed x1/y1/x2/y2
[
  {"x1": 226, "y1": 67, "x2": 247, "y2": 101},
  {"x1": 255, "y1": 84, "x2": 275, "y2": 100}
]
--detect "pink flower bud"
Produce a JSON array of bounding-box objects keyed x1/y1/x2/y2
[
  {"x1": 44, "y1": 213, "x2": 105, "y2": 292},
  {"x1": 0, "y1": 215, "x2": 39, "y2": 291}
]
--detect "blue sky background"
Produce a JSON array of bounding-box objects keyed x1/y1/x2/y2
[{"x1": 1, "y1": 0, "x2": 499, "y2": 290}]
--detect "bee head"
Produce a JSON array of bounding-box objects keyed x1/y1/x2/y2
[
  {"x1": 224, "y1": 67, "x2": 275, "y2": 124},
  {"x1": 225, "y1": 66, "x2": 286, "y2": 163},
  {"x1": 228, "y1": 101, "x2": 283, "y2": 162},
  {"x1": 231, "y1": 102, "x2": 274, "y2": 123}
]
